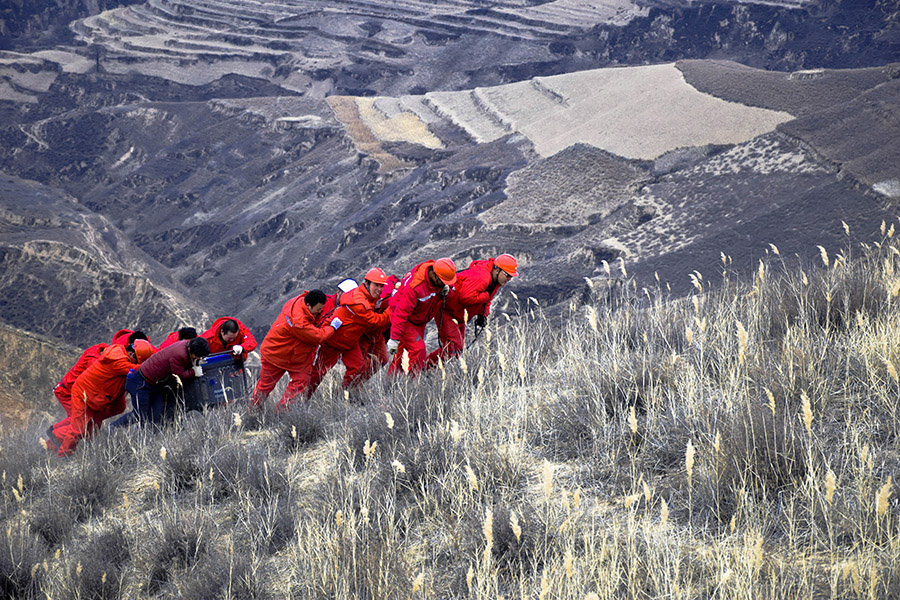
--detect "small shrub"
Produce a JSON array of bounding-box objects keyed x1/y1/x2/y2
[
  {"x1": 278, "y1": 402, "x2": 329, "y2": 450},
  {"x1": 176, "y1": 548, "x2": 269, "y2": 600},
  {"x1": 208, "y1": 442, "x2": 289, "y2": 501},
  {"x1": 59, "y1": 528, "x2": 130, "y2": 600},
  {"x1": 144, "y1": 512, "x2": 212, "y2": 595},
  {"x1": 31, "y1": 457, "x2": 119, "y2": 546},
  {"x1": 0, "y1": 522, "x2": 47, "y2": 599}
]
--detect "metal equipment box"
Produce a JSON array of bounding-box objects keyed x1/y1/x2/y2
[{"x1": 183, "y1": 352, "x2": 248, "y2": 411}]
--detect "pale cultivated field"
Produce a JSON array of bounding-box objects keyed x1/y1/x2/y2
[
  {"x1": 481, "y1": 63, "x2": 794, "y2": 159},
  {"x1": 425, "y1": 90, "x2": 510, "y2": 143},
  {"x1": 0, "y1": 81, "x2": 37, "y2": 103},
  {"x1": 30, "y1": 51, "x2": 94, "y2": 74},
  {"x1": 344, "y1": 64, "x2": 794, "y2": 162},
  {"x1": 357, "y1": 97, "x2": 443, "y2": 149},
  {"x1": 501, "y1": 0, "x2": 649, "y2": 27}
]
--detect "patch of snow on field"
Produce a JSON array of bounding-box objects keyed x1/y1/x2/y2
[
  {"x1": 695, "y1": 137, "x2": 825, "y2": 176},
  {"x1": 873, "y1": 180, "x2": 900, "y2": 198}
]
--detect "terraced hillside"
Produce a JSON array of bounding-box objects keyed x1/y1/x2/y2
[{"x1": 67, "y1": 0, "x2": 650, "y2": 92}]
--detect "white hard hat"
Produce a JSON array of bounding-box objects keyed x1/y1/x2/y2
[{"x1": 337, "y1": 279, "x2": 358, "y2": 293}]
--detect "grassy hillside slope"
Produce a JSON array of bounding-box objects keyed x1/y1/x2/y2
[{"x1": 2, "y1": 223, "x2": 900, "y2": 599}]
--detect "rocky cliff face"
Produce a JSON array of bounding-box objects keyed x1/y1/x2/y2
[{"x1": 0, "y1": 323, "x2": 77, "y2": 431}]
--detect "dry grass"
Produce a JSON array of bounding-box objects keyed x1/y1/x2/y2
[{"x1": 5, "y1": 224, "x2": 900, "y2": 598}]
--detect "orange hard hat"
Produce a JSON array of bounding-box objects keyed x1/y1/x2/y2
[
  {"x1": 495, "y1": 254, "x2": 518, "y2": 277},
  {"x1": 433, "y1": 257, "x2": 457, "y2": 285},
  {"x1": 133, "y1": 339, "x2": 155, "y2": 363},
  {"x1": 364, "y1": 267, "x2": 389, "y2": 285}
]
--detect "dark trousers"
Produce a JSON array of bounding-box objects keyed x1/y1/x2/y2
[{"x1": 111, "y1": 370, "x2": 169, "y2": 427}]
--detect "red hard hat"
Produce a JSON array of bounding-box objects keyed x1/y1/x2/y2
[
  {"x1": 433, "y1": 258, "x2": 457, "y2": 285},
  {"x1": 364, "y1": 267, "x2": 389, "y2": 285},
  {"x1": 133, "y1": 339, "x2": 155, "y2": 363},
  {"x1": 495, "y1": 254, "x2": 518, "y2": 277}
]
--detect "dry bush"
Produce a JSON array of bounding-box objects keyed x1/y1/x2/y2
[
  {"x1": 0, "y1": 430, "x2": 50, "y2": 520},
  {"x1": 0, "y1": 522, "x2": 47, "y2": 600},
  {"x1": 175, "y1": 546, "x2": 269, "y2": 600},
  {"x1": 235, "y1": 497, "x2": 296, "y2": 556},
  {"x1": 56, "y1": 527, "x2": 130, "y2": 600},
  {"x1": 30, "y1": 456, "x2": 120, "y2": 547},
  {"x1": 277, "y1": 402, "x2": 330, "y2": 450},
  {"x1": 207, "y1": 442, "x2": 288, "y2": 502},
  {"x1": 142, "y1": 511, "x2": 214, "y2": 596}
]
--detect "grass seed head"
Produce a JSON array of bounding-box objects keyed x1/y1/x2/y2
[
  {"x1": 412, "y1": 571, "x2": 425, "y2": 593},
  {"x1": 482, "y1": 509, "x2": 494, "y2": 565},
  {"x1": 542, "y1": 460, "x2": 554, "y2": 500},
  {"x1": 685, "y1": 440, "x2": 695, "y2": 481},
  {"x1": 876, "y1": 476, "x2": 893, "y2": 517},
  {"x1": 825, "y1": 470, "x2": 836, "y2": 505},
  {"x1": 800, "y1": 391, "x2": 813, "y2": 434},
  {"x1": 817, "y1": 245, "x2": 830, "y2": 268},
  {"x1": 466, "y1": 464, "x2": 478, "y2": 491},
  {"x1": 586, "y1": 306, "x2": 598, "y2": 334},
  {"x1": 510, "y1": 511, "x2": 521, "y2": 543}
]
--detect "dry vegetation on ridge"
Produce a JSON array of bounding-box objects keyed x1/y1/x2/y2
[{"x1": 2, "y1": 223, "x2": 900, "y2": 599}]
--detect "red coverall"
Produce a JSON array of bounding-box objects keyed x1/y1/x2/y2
[
  {"x1": 53, "y1": 343, "x2": 109, "y2": 422},
  {"x1": 309, "y1": 285, "x2": 391, "y2": 394},
  {"x1": 54, "y1": 344, "x2": 139, "y2": 456},
  {"x1": 252, "y1": 293, "x2": 336, "y2": 407},
  {"x1": 358, "y1": 275, "x2": 397, "y2": 375},
  {"x1": 111, "y1": 329, "x2": 135, "y2": 345},
  {"x1": 158, "y1": 331, "x2": 181, "y2": 349},
  {"x1": 388, "y1": 262, "x2": 444, "y2": 375},
  {"x1": 427, "y1": 258, "x2": 502, "y2": 366},
  {"x1": 200, "y1": 316, "x2": 257, "y2": 360}
]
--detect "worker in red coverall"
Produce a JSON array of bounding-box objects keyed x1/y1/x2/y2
[
  {"x1": 359, "y1": 274, "x2": 398, "y2": 376},
  {"x1": 111, "y1": 329, "x2": 151, "y2": 347},
  {"x1": 158, "y1": 327, "x2": 197, "y2": 349},
  {"x1": 50, "y1": 340, "x2": 154, "y2": 456},
  {"x1": 200, "y1": 317, "x2": 257, "y2": 361},
  {"x1": 49, "y1": 329, "x2": 150, "y2": 435},
  {"x1": 387, "y1": 258, "x2": 457, "y2": 376},
  {"x1": 251, "y1": 289, "x2": 343, "y2": 409},
  {"x1": 111, "y1": 337, "x2": 211, "y2": 427},
  {"x1": 308, "y1": 268, "x2": 392, "y2": 395},
  {"x1": 426, "y1": 254, "x2": 518, "y2": 366}
]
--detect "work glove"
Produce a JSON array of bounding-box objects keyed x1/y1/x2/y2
[
  {"x1": 232, "y1": 344, "x2": 243, "y2": 356},
  {"x1": 387, "y1": 339, "x2": 400, "y2": 354},
  {"x1": 330, "y1": 317, "x2": 343, "y2": 330},
  {"x1": 192, "y1": 365, "x2": 203, "y2": 377},
  {"x1": 440, "y1": 284, "x2": 450, "y2": 298},
  {"x1": 472, "y1": 314, "x2": 487, "y2": 328}
]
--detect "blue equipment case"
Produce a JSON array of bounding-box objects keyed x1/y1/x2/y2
[{"x1": 183, "y1": 352, "x2": 248, "y2": 411}]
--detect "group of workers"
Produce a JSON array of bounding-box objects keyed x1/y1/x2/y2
[{"x1": 43, "y1": 253, "x2": 518, "y2": 457}]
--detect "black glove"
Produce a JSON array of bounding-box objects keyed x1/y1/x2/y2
[{"x1": 472, "y1": 314, "x2": 487, "y2": 328}]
